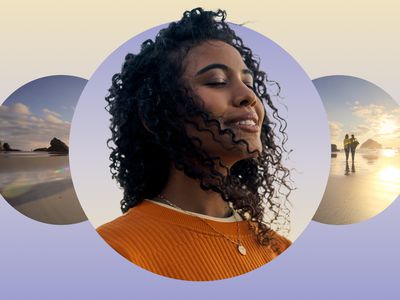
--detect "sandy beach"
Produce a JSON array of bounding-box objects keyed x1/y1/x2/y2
[
  {"x1": 0, "y1": 152, "x2": 87, "y2": 224},
  {"x1": 313, "y1": 149, "x2": 400, "y2": 224}
]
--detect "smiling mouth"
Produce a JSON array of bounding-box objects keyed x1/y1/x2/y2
[
  {"x1": 227, "y1": 120, "x2": 260, "y2": 133},
  {"x1": 223, "y1": 114, "x2": 261, "y2": 134}
]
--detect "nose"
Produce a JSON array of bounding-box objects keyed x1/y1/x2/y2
[{"x1": 232, "y1": 81, "x2": 257, "y2": 108}]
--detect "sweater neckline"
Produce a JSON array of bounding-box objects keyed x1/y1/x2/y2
[
  {"x1": 145, "y1": 199, "x2": 243, "y2": 222},
  {"x1": 126, "y1": 199, "x2": 254, "y2": 237}
]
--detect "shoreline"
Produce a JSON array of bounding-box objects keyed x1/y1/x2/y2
[{"x1": 0, "y1": 154, "x2": 87, "y2": 224}]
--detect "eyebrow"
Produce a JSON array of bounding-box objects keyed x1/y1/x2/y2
[{"x1": 195, "y1": 63, "x2": 254, "y2": 78}]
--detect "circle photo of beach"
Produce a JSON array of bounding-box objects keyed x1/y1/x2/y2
[
  {"x1": 0, "y1": 75, "x2": 88, "y2": 225},
  {"x1": 69, "y1": 18, "x2": 330, "y2": 281},
  {"x1": 313, "y1": 75, "x2": 400, "y2": 225}
]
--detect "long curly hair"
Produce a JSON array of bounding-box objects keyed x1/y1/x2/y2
[{"x1": 106, "y1": 8, "x2": 293, "y2": 245}]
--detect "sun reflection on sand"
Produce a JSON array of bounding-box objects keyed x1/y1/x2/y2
[{"x1": 314, "y1": 148, "x2": 400, "y2": 224}]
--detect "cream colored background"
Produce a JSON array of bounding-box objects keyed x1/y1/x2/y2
[{"x1": 1, "y1": 1, "x2": 399, "y2": 103}]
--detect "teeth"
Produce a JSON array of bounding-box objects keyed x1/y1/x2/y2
[{"x1": 235, "y1": 119, "x2": 256, "y2": 126}]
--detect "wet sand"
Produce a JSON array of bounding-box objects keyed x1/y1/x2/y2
[
  {"x1": 313, "y1": 149, "x2": 400, "y2": 224},
  {"x1": 0, "y1": 152, "x2": 87, "y2": 224}
]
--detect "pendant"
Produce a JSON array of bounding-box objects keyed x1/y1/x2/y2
[{"x1": 238, "y1": 244, "x2": 247, "y2": 256}]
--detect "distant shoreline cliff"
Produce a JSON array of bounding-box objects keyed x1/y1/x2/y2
[{"x1": 360, "y1": 139, "x2": 382, "y2": 149}]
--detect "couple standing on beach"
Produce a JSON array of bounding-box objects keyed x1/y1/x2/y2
[{"x1": 344, "y1": 134, "x2": 359, "y2": 163}]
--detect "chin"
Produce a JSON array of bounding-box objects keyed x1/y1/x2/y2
[
  {"x1": 196, "y1": 132, "x2": 263, "y2": 165},
  {"x1": 238, "y1": 139, "x2": 262, "y2": 156},
  {"x1": 222, "y1": 142, "x2": 262, "y2": 165}
]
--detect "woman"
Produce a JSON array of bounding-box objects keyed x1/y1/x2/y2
[
  {"x1": 98, "y1": 8, "x2": 293, "y2": 281},
  {"x1": 343, "y1": 134, "x2": 351, "y2": 161},
  {"x1": 349, "y1": 134, "x2": 359, "y2": 162}
]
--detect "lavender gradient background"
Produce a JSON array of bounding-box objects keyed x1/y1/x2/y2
[
  {"x1": 1, "y1": 193, "x2": 399, "y2": 298},
  {"x1": 69, "y1": 24, "x2": 331, "y2": 241},
  {"x1": 1, "y1": 25, "x2": 399, "y2": 298}
]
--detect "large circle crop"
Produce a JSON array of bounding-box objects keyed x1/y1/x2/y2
[{"x1": 69, "y1": 23, "x2": 330, "y2": 279}]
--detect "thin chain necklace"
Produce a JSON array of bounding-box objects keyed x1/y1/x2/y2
[{"x1": 156, "y1": 194, "x2": 247, "y2": 256}]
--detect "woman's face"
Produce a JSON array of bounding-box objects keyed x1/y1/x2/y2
[{"x1": 182, "y1": 40, "x2": 265, "y2": 165}]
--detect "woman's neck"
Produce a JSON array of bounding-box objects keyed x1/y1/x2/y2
[{"x1": 156, "y1": 166, "x2": 231, "y2": 218}]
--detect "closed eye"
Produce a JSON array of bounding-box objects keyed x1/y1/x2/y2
[
  {"x1": 205, "y1": 81, "x2": 227, "y2": 87},
  {"x1": 244, "y1": 82, "x2": 254, "y2": 90}
]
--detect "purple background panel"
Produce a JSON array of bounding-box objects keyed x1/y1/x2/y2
[
  {"x1": 1, "y1": 194, "x2": 399, "y2": 298},
  {"x1": 1, "y1": 24, "x2": 399, "y2": 299}
]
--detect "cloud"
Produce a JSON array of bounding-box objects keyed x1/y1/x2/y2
[
  {"x1": 353, "y1": 124, "x2": 371, "y2": 136},
  {"x1": 350, "y1": 127, "x2": 370, "y2": 142},
  {"x1": 44, "y1": 114, "x2": 64, "y2": 124},
  {"x1": 7, "y1": 103, "x2": 31, "y2": 115},
  {"x1": 349, "y1": 102, "x2": 400, "y2": 147},
  {"x1": 356, "y1": 125, "x2": 370, "y2": 131},
  {"x1": 352, "y1": 103, "x2": 386, "y2": 119},
  {"x1": 0, "y1": 103, "x2": 70, "y2": 150},
  {"x1": 329, "y1": 121, "x2": 342, "y2": 137},
  {"x1": 43, "y1": 108, "x2": 61, "y2": 117},
  {"x1": 329, "y1": 121, "x2": 344, "y2": 146}
]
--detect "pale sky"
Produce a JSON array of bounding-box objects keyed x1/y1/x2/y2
[
  {"x1": 0, "y1": 76, "x2": 86, "y2": 151},
  {"x1": 313, "y1": 75, "x2": 400, "y2": 149}
]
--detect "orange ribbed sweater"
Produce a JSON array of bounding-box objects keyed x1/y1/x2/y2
[{"x1": 97, "y1": 200, "x2": 291, "y2": 281}]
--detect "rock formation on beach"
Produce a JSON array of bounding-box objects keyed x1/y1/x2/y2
[
  {"x1": 3, "y1": 143, "x2": 11, "y2": 151},
  {"x1": 0, "y1": 141, "x2": 20, "y2": 152},
  {"x1": 48, "y1": 138, "x2": 69, "y2": 153},
  {"x1": 331, "y1": 144, "x2": 339, "y2": 152},
  {"x1": 33, "y1": 147, "x2": 49, "y2": 152},
  {"x1": 360, "y1": 139, "x2": 382, "y2": 149},
  {"x1": 33, "y1": 137, "x2": 69, "y2": 154}
]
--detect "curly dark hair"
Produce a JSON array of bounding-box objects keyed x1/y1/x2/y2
[{"x1": 106, "y1": 8, "x2": 293, "y2": 246}]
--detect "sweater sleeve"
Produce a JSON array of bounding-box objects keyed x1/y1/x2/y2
[{"x1": 97, "y1": 223, "x2": 132, "y2": 260}]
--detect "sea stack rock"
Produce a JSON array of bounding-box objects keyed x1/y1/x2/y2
[
  {"x1": 360, "y1": 139, "x2": 382, "y2": 149},
  {"x1": 48, "y1": 137, "x2": 69, "y2": 154},
  {"x1": 33, "y1": 137, "x2": 69, "y2": 153},
  {"x1": 331, "y1": 144, "x2": 339, "y2": 152}
]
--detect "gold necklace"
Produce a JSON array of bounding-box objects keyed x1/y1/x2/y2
[{"x1": 156, "y1": 194, "x2": 247, "y2": 256}]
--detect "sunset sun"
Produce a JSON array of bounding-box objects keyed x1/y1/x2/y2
[{"x1": 379, "y1": 119, "x2": 397, "y2": 134}]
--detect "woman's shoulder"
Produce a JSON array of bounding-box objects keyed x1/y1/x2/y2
[
  {"x1": 96, "y1": 213, "x2": 131, "y2": 236},
  {"x1": 96, "y1": 207, "x2": 153, "y2": 261},
  {"x1": 96, "y1": 201, "x2": 157, "y2": 236}
]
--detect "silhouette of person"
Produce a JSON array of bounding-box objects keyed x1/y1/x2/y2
[
  {"x1": 351, "y1": 161, "x2": 356, "y2": 173},
  {"x1": 349, "y1": 134, "x2": 359, "y2": 162},
  {"x1": 345, "y1": 160, "x2": 350, "y2": 175},
  {"x1": 343, "y1": 134, "x2": 351, "y2": 161}
]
